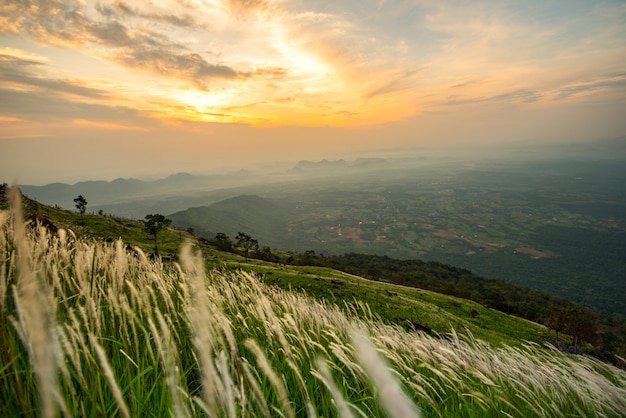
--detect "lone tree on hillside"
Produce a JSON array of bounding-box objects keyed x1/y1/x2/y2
[
  {"x1": 73, "y1": 195, "x2": 87, "y2": 222},
  {"x1": 213, "y1": 232, "x2": 234, "y2": 252},
  {"x1": 143, "y1": 213, "x2": 172, "y2": 255},
  {"x1": 545, "y1": 305, "x2": 597, "y2": 348},
  {"x1": 0, "y1": 183, "x2": 8, "y2": 209},
  {"x1": 236, "y1": 232, "x2": 258, "y2": 261},
  {"x1": 545, "y1": 305, "x2": 568, "y2": 345}
]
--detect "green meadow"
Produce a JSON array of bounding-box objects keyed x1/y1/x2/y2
[{"x1": 2, "y1": 190, "x2": 626, "y2": 416}]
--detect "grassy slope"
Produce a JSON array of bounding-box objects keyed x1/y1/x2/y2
[
  {"x1": 3, "y1": 192, "x2": 626, "y2": 418},
  {"x1": 24, "y1": 197, "x2": 193, "y2": 257},
  {"x1": 167, "y1": 195, "x2": 292, "y2": 248},
  {"x1": 22, "y1": 193, "x2": 549, "y2": 349}
]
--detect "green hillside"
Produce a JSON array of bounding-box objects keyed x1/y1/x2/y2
[
  {"x1": 7, "y1": 186, "x2": 548, "y2": 348},
  {"x1": 164, "y1": 156, "x2": 626, "y2": 319},
  {"x1": 2, "y1": 186, "x2": 626, "y2": 417},
  {"x1": 17, "y1": 189, "x2": 194, "y2": 258},
  {"x1": 168, "y1": 195, "x2": 292, "y2": 248},
  {"x1": 7, "y1": 185, "x2": 626, "y2": 354}
]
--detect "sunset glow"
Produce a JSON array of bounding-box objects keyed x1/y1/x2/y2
[{"x1": 1, "y1": 0, "x2": 625, "y2": 183}]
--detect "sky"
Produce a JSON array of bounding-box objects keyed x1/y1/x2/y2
[{"x1": 1, "y1": 0, "x2": 625, "y2": 184}]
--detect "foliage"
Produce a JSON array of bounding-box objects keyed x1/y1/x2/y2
[
  {"x1": 143, "y1": 213, "x2": 172, "y2": 255},
  {"x1": 211, "y1": 232, "x2": 233, "y2": 252},
  {"x1": 0, "y1": 183, "x2": 8, "y2": 209},
  {"x1": 164, "y1": 159, "x2": 626, "y2": 317},
  {"x1": 15, "y1": 188, "x2": 626, "y2": 360},
  {"x1": 289, "y1": 251, "x2": 624, "y2": 359},
  {"x1": 2, "y1": 198, "x2": 626, "y2": 417},
  {"x1": 73, "y1": 194, "x2": 87, "y2": 221},
  {"x1": 235, "y1": 231, "x2": 258, "y2": 261},
  {"x1": 192, "y1": 229, "x2": 626, "y2": 358}
]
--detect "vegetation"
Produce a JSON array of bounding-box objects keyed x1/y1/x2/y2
[
  {"x1": 212, "y1": 232, "x2": 234, "y2": 252},
  {"x1": 5, "y1": 184, "x2": 626, "y2": 359},
  {"x1": 305, "y1": 252, "x2": 625, "y2": 358},
  {"x1": 1, "y1": 187, "x2": 192, "y2": 258},
  {"x1": 2, "y1": 189, "x2": 626, "y2": 417},
  {"x1": 194, "y1": 239, "x2": 626, "y2": 361},
  {"x1": 165, "y1": 158, "x2": 626, "y2": 318},
  {"x1": 7, "y1": 183, "x2": 625, "y2": 359},
  {"x1": 236, "y1": 231, "x2": 258, "y2": 261},
  {"x1": 143, "y1": 213, "x2": 172, "y2": 255},
  {"x1": 73, "y1": 194, "x2": 87, "y2": 222}
]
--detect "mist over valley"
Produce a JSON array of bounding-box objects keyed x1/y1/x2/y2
[{"x1": 20, "y1": 140, "x2": 626, "y2": 317}]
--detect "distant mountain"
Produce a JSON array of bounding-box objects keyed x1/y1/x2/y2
[
  {"x1": 19, "y1": 170, "x2": 255, "y2": 212},
  {"x1": 168, "y1": 195, "x2": 294, "y2": 247},
  {"x1": 289, "y1": 159, "x2": 348, "y2": 173},
  {"x1": 289, "y1": 158, "x2": 387, "y2": 173}
]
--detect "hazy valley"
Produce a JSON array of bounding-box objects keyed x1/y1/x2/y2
[
  {"x1": 4, "y1": 1, "x2": 626, "y2": 414},
  {"x1": 20, "y1": 141, "x2": 626, "y2": 317}
]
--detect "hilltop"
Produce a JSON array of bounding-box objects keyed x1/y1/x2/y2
[
  {"x1": 18, "y1": 152, "x2": 626, "y2": 320},
  {"x1": 2, "y1": 185, "x2": 546, "y2": 347},
  {"x1": 163, "y1": 156, "x2": 626, "y2": 319},
  {"x1": 2, "y1": 185, "x2": 626, "y2": 417},
  {"x1": 4, "y1": 184, "x2": 626, "y2": 360}
]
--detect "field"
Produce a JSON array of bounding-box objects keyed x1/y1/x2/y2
[
  {"x1": 168, "y1": 157, "x2": 626, "y2": 317},
  {"x1": 2, "y1": 187, "x2": 626, "y2": 417},
  {"x1": 20, "y1": 147, "x2": 626, "y2": 317}
]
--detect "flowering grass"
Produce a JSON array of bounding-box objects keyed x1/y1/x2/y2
[{"x1": 1, "y1": 192, "x2": 625, "y2": 417}]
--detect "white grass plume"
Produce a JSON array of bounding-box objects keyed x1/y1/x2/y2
[
  {"x1": 313, "y1": 358, "x2": 355, "y2": 418},
  {"x1": 245, "y1": 338, "x2": 295, "y2": 418},
  {"x1": 91, "y1": 333, "x2": 130, "y2": 418},
  {"x1": 2, "y1": 194, "x2": 626, "y2": 417},
  {"x1": 8, "y1": 186, "x2": 59, "y2": 418},
  {"x1": 352, "y1": 329, "x2": 422, "y2": 418}
]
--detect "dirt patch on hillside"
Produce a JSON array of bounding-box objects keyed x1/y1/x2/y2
[
  {"x1": 515, "y1": 247, "x2": 548, "y2": 259},
  {"x1": 433, "y1": 230, "x2": 457, "y2": 239},
  {"x1": 433, "y1": 229, "x2": 500, "y2": 251},
  {"x1": 339, "y1": 227, "x2": 364, "y2": 243}
]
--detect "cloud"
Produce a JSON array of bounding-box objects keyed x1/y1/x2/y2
[
  {"x1": 364, "y1": 69, "x2": 421, "y2": 101},
  {"x1": 1, "y1": 0, "x2": 625, "y2": 130},
  {"x1": 555, "y1": 74, "x2": 626, "y2": 101},
  {"x1": 115, "y1": 48, "x2": 239, "y2": 83},
  {"x1": 0, "y1": 115, "x2": 26, "y2": 123},
  {"x1": 0, "y1": 0, "x2": 243, "y2": 87},
  {"x1": 96, "y1": 1, "x2": 197, "y2": 28},
  {"x1": 0, "y1": 50, "x2": 108, "y2": 100},
  {"x1": 226, "y1": 0, "x2": 277, "y2": 19},
  {"x1": 0, "y1": 0, "x2": 427, "y2": 125},
  {"x1": 72, "y1": 118, "x2": 149, "y2": 131},
  {"x1": 0, "y1": 88, "x2": 148, "y2": 127},
  {"x1": 0, "y1": 48, "x2": 158, "y2": 132}
]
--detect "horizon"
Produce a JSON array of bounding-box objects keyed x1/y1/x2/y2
[
  {"x1": 7, "y1": 136, "x2": 626, "y2": 186},
  {"x1": 1, "y1": 0, "x2": 625, "y2": 184}
]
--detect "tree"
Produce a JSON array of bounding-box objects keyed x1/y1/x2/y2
[
  {"x1": 213, "y1": 232, "x2": 233, "y2": 252},
  {"x1": 256, "y1": 246, "x2": 278, "y2": 262},
  {"x1": 73, "y1": 195, "x2": 87, "y2": 222},
  {"x1": 546, "y1": 305, "x2": 597, "y2": 348},
  {"x1": 545, "y1": 305, "x2": 568, "y2": 345},
  {"x1": 563, "y1": 307, "x2": 597, "y2": 348},
  {"x1": 0, "y1": 183, "x2": 8, "y2": 209},
  {"x1": 143, "y1": 213, "x2": 172, "y2": 255},
  {"x1": 236, "y1": 232, "x2": 258, "y2": 261}
]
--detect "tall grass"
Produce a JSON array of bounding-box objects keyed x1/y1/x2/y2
[{"x1": 1, "y1": 191, "x2": 625, "y2": 417}]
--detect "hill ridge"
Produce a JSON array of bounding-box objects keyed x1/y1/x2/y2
[{"x1": 3, "y1": 184, "x2": 626, "y2": 362}]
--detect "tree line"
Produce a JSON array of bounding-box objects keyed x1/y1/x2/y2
[
  {"x1": 33, "y1": 190, "x2": 626, "y2": 365},
  {"x1": 198, "y1": 230, "x2": 626, "y2": 363}
]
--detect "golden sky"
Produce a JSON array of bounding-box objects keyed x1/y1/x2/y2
[{"x1": 1, "y1": 0, "x2": 625, "y2": 183}]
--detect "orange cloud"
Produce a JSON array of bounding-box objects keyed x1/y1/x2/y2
[
  {"x1": 1, "y1": 0, "x2": 625, "y2": 133},
  {"x1": 72, "y1": 119, "x2": 149, "y2": 131}
]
